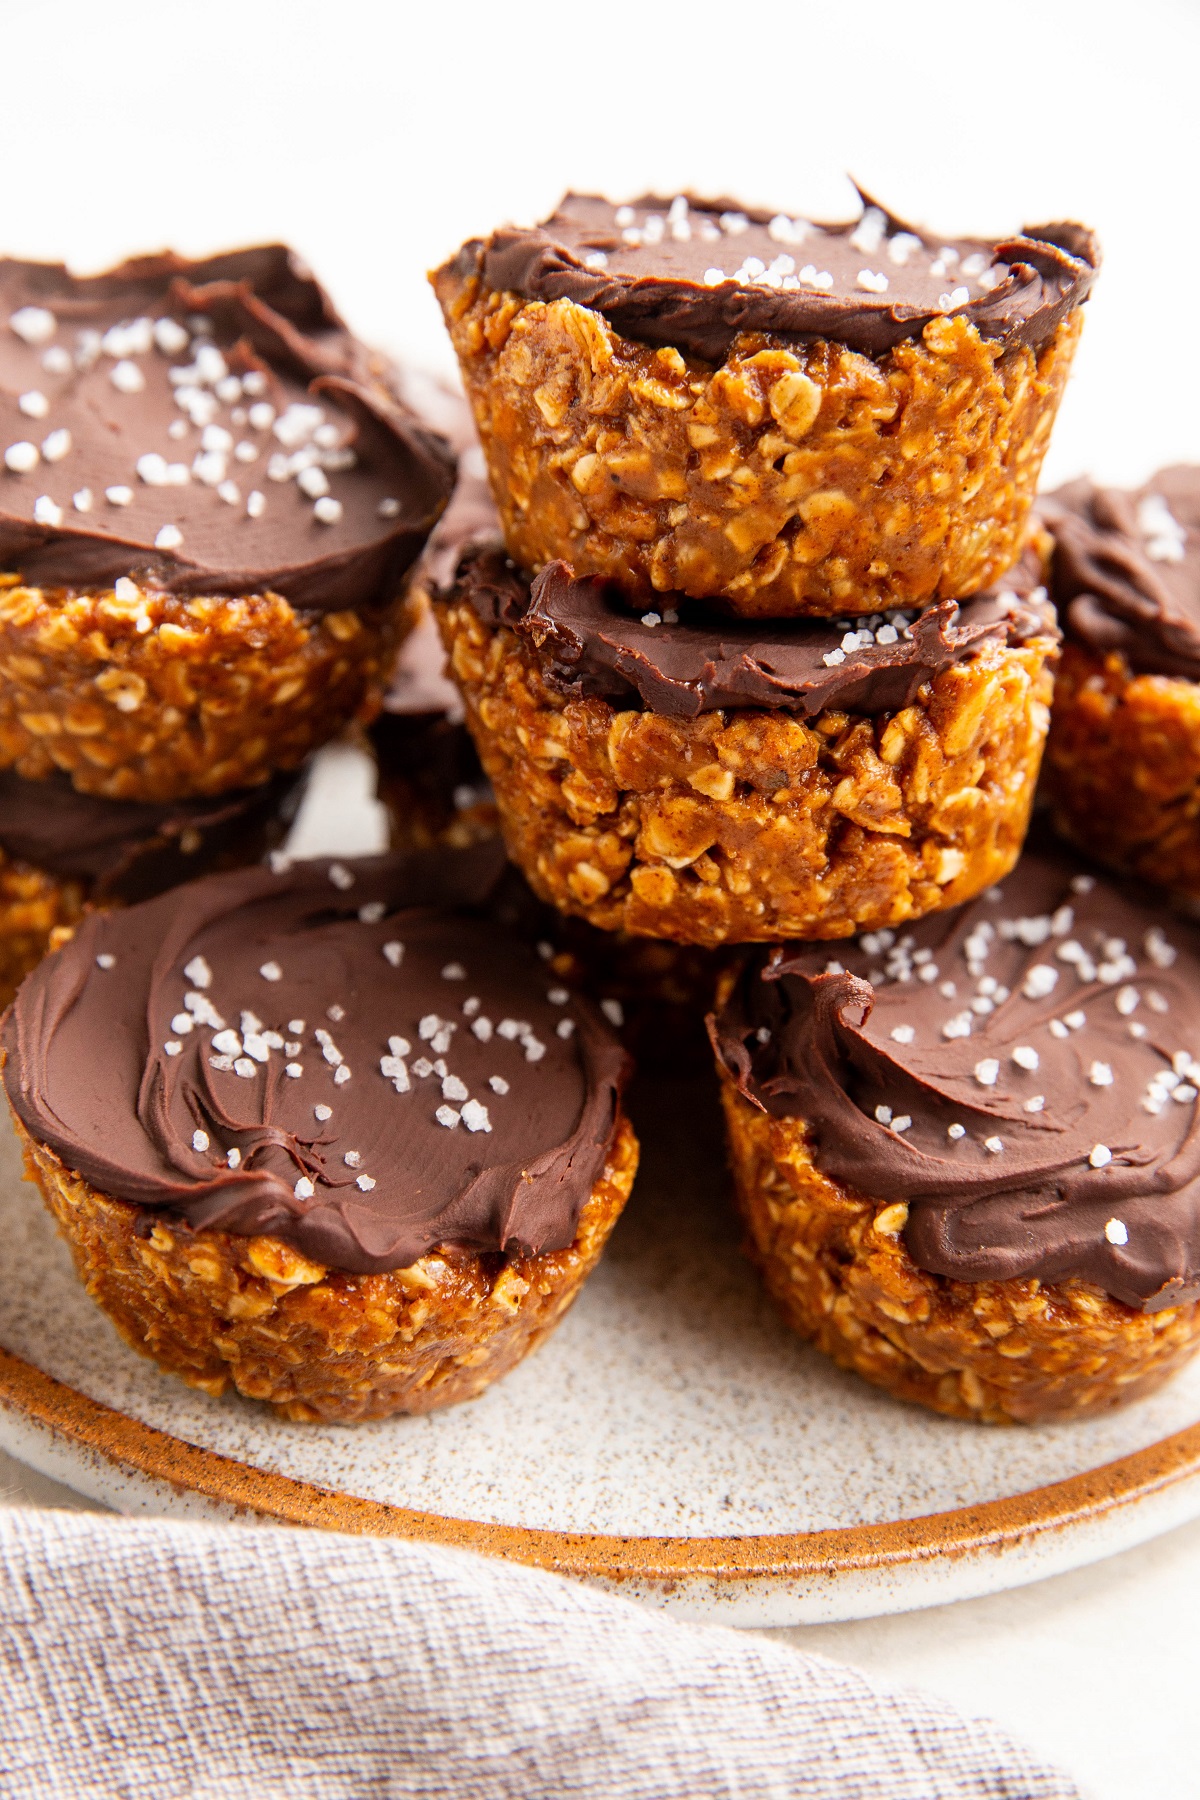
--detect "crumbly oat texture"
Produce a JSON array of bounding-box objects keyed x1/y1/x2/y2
[
  {"x1": 1044, "y1": 642, "x2": 1200, "y2": 894},
  {"x1": 0, "y1": 860, "x2": 82, "y2": 1012},
  {"x1": 718, "y1": 1075, "x2": 1200, "y2": 1424},
  {"x1": 434, "y1": 263, "x2": 1083, "y2": 618},
  {"x1": 436, "y1": 593, "x2": 1056, "y2": 945},
  {"x1": 0, "y1": 575, "x2": 405, "y2": 802},
  {"x1": 16, "y1": 1112, "x2": 638, "y2": 1423}
]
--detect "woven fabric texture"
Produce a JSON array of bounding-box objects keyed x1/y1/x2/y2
[{"x1": 0, "y1": 1507, "x2": 1079, "y2": 1799}]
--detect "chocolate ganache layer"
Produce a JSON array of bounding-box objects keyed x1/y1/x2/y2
[
  {"x1": 0, "y1": 768, "x2": 303, "y2": 902},
  {"x1": 0, "y1": 246, "x2": 454, "y2": 608},
  {"x1": 471, "y1": 191, "x2": 1098, "y2": 363},
  {"x1": 0, "y1": 845, "x2": 628, "y2": 1274},
  {"x1": 1044, "y1": 467, "x2": 1200, "y2": 680},
  {"x1": 712, "y1": 853, "x2": 1200, "y2": 1311},
  {"x1": 455, "y1": 544, "x2": 1056, "y2": 720}
]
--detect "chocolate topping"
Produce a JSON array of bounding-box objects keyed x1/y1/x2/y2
[
  {"x1": 712, "y1": 854, "x2": 1200, "y2": 1311},
  {"x1": 1, "y1": 846, "x2": 627, "y2": 1274},
  {"x1": 468, "y1": 191, "x2": 1098, "y2": 363},
  {"x1": 1045, "y1": 468, "x2": 1200, "y2": 680},
  {"x1": 0, "y1": 768, "x2": 303, "y2": 901},
  {"x1": 454, "y1": 544, "x2": 1056, "y2": 720},
  {"x1": 1, "y1": 246, "x2": 454, "y2": 608}
]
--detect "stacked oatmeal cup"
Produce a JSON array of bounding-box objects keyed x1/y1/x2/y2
[
  {"x1": 0, "y1": 246, "x2": 455, "y2": 1006},
  {"x1": 431, "y1": 193, "x2": 1088, "y2": 945},
  {"x1": 427, "y1": 189, "x2": 1200, "y2": 1427},
  {"x1": 0, "y1": 246, "x2": 639, "y2": 1422}
]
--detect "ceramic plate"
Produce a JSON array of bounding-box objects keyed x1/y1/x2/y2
[{"x1": 6, "y1": 1069, "x2": 1200, "y2": 1626}]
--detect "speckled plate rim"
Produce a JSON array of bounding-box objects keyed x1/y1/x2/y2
[{"x1": 5, "y1": 1341, "x2": 1200, "y2": 1590}]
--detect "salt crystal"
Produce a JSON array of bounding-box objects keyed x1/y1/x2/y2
[
  {"x1": 110, "y1": 360, "x2": 145, "y2": 394},
  {"x1": 10, "y1": 306, "x2": 56, "y2": 345},
  {"x1": 1023, "y1": 965, "x2": 1058, "y2": 999},
  {"x1": 462, "y1": 1099, "x2": 492, "y2": 1133}
]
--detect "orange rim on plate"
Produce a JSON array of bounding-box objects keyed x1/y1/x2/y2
[{"x1": 3, "y1": 1343, "x2": 1200, "y2": 1584}]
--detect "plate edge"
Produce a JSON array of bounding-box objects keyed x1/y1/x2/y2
[{"x1": 3, "y1": 1343, "x2": 1200, "y2": 1585}]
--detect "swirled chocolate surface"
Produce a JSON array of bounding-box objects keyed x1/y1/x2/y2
[
  {"x1": 463, "y1": 191, "x2": 1098, "y2": 362},
  {"x1": 1, "y1": 246, "x2": 454, "y2": 608},
  {"x1": 1, "y1": 846, "x2": 628, "y2": 1273},
  {"x1": 454, "y1": 544, "x2": 1056, "y2": 720},
  {"x1": 712, "y1": 853, "x2": 1200, "y2": 1310},
  {"x1": 1045, "y1": 467, "x2": 1200, "y2": 679},
  {"x1": 0, "y1": 767, "x2": 303, "y2": 901}
]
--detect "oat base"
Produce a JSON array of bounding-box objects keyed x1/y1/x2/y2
[
  {"x1": 0, "y1": 860, "x2": 83, "y2": 1012},
  {"x1": 719, "y1": 1075, "x2": 1200, "y2": 1424},
  {"x1": 438, "y1": 596, "x2": 1056, "y2": 945},
  {"x1": 1044, "y1": 643, "x2": 1200, "y2": 895},
  {"x1": 435, "y1": 265, "x2": 1083, "y2": 617},
  {"x1": 0, "y1": 575, "x2": 406, "y2": 802},
  {"x1": 16, "y1": 1113, "x2": 638, "y2": 1423}
]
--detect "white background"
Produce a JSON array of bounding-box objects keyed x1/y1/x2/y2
[
  {"x1": 3, "y1": 0, "x2": 1198, "y2": 491},
  {"x1": 3, "y1": 2, "x2": 1200, "y2": 1795}
]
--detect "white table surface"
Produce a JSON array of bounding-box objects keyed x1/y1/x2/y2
[{"x1": 2, "y1": 1440, "x2": 1193, "y2": 1800}]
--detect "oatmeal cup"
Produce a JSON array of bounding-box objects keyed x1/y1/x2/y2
[
  {"x1": 0, "y1": 765, "x2": 305, "y2": 1009},
  {"x1": 710, "y1": 852, "x2": 1200, "y2": 1423},
  {"x1": 435, "y1": 543, "x2": 1059, "y2": 946},
  {"x1": 0, "y1": 844, "x2": 636, "y2": 1422},
  {"x1": 0, "y1": 245, "x2": 454, "y2": 802},
  {"x1": 433, "y1": 190, "x2": 1096, "y2": 618},
  {"x1": 1040, "y1": 467, "x2": 1200, "y2": 895}
]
